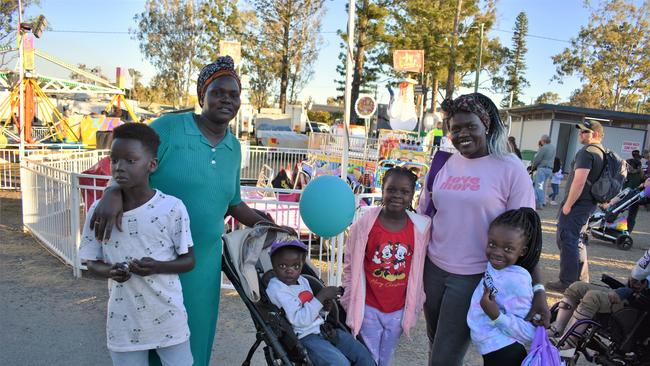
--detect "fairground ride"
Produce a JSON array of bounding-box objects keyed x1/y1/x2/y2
[{"x1": 0, "y1": 30, "x2": 138, "y2": 145}]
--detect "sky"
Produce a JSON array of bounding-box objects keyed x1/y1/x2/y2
[{"x1": 17, "y1": 0, "x2": 603, "y2": 106}]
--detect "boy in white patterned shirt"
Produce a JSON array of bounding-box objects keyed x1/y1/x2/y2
[{"x1": 80, "y1": 123, "x2": 195, "y2": 366}]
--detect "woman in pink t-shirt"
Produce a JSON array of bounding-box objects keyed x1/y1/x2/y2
[{"x1": 416, "y1": 93, "x2": 549, "y2": 366}]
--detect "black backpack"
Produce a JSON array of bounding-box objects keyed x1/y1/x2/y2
[{"x1": 587, "y1": 144, "x2": 628, "y2": 203}]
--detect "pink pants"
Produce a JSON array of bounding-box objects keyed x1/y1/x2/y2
[{"x1": 359, "y1": 305, "x2": 404, "y2": 366}]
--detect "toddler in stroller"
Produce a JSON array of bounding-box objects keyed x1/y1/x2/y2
[
  {"x1": 549, "y1": 249, "x2": 650, "y2": 365},
  {"x1": 585, "y1": 184, "x2": 650, "y2": 250},
  {"x1": 221, "y1": 224, "x2": 374, "y2": 366}
]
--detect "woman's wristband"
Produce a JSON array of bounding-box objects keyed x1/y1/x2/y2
[{"x1": 533, "y1": 284, "x2": 545, "y2": 293}]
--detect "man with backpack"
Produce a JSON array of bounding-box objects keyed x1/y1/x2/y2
[{"x1": 547, "y1": 120, "x2": 614, "y2": 292}]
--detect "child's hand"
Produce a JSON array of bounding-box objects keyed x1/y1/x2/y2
[
  {"x1": 480, "y1": 283, "x2": 500, "y2": 321},
  {"x1": 109, "y1": 263, "x2": 131, "y2": 283},
  {"x1": 316, "y1": 286, "x2": 342, "y2": 304},
  {"x1": 129, "y1": 257, "x2": 159, "y2": 276},
  {"x1": 608, "y1": 291, "x2": 622, "y2": 304}
]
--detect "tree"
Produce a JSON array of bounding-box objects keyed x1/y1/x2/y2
[
  {"x1": 552, "y1": 0, "x2": 650, "y2": 111},
  {"x1": 132, "y1": 0, "x2": 202, "y2": 107},
  {"x1": 535, "y1": 91, "x2": 561, "y2": 104},
  {"x1": 386, "y1": 0, "x2": 501, "y2": 110},
  {"x1": 492, "y1": 11, "x2": 529, "y2": 107},
  {"x1": 195, "y1": 0, "x2": 248, "y2": 66},
  {"x1": 252, "y1": 0, "x2": 326, "y2": 112},
  {"x1": 127, "y1": 69, "x2": 145, "y2": 100},
  {"x1": 139, "y1": 73, "x2": 178, "y2": 105},
  {"x1": 307, "y1": 110, "x2": 331, "y2": 123},
  {"x1": 335, "y1": 0, "x2": 388, "y2": 123},
  {"x1": 326, "y1": 96, "x2": 341, "y2": 106},
  {"x1": 0, "y1": 0, "x2": 40, "y2": 69}
]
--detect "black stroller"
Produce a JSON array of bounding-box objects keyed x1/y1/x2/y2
[
  {"x1": 221, "y1": 224, "x2": 353, "y2": 366},
  {"x1": 584, "y1": 187, "x2": 648, "y2": 250},
  {"x1": 551, "y1": 275, "x2": 650, "y2": 366}
]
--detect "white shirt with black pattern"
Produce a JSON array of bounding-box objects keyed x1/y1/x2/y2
[{"x1": 79, "y1": 190, "x2": 193, "y2": 352}]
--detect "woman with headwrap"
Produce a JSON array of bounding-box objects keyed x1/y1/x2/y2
[
  {"x1": 416, "y1": 93, "x2": 549, "y2": 365},
  {"x1": 90, "y1": 56, "x2": 276, "y2": 365}
]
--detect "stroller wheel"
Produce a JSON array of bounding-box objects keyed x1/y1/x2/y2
[{"x1": 615, "y1": 235, "x2": 633, "y2": 250}]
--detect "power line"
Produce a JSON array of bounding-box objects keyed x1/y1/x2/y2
[
  {"x1": 492, "y1": 28, "x2": 572, "y2": 44},
  {"x1": 48, "y1": 28, "x2": 571, "y2": 44},
  {"x1": 49, "y1": 29, "x2": 130, "y2": 34},
  {"x1": 48, "y1": 29, "x2": 341, "y2": 35}
]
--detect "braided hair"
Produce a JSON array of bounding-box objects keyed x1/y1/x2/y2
[
  {"x1": 441, "y1": 93, "x2": 510, "y2": 158},
  {"x1": 489, "y1": 207, "x2": 542, "y2": 273},
  {"x1": 381, "y1": 167, "x2": 418, "y2": 211}
]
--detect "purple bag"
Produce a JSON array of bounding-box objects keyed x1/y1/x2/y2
[{"x1": 521, "y1": 326, "x2": 562, "y2": 366}]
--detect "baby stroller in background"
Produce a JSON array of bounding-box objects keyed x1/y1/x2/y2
[
  {"x1": 221, "y1": 225, "x2": 355, "y2": 365},
  {"x1": 551, "y1": 275, "x2": 650, "y2": 366},
  {"x1": 584, "y1": 186, "x2": 649, "y2": 251}
]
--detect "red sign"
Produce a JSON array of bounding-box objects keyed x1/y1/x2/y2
[{"x1": 393, "y1": 50, "x2": 424, "y2": 73}]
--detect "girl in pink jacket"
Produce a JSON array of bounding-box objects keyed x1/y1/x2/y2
[{"x1": 340, "y1": 167, "x2": 431, "y2": 366}]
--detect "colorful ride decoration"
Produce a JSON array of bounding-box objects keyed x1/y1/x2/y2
[
  {"x1": 0, "y1": 35, "x2": 141, "y2": 146},
  {"x1": 0, "y1": 77, "x2": 78, "y2": 143}
]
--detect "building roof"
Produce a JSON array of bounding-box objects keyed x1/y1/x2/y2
[{"x1": 505, "y1": 103, "x2": 650, "y2": 123}]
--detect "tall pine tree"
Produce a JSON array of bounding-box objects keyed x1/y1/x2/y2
[{"x1": 492, "y1": 11, "x2": 529, "y2": 107}]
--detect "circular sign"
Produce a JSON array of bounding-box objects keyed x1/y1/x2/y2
[{"x1": 355, "y1": 94, "x2": 377, "y2": 119}]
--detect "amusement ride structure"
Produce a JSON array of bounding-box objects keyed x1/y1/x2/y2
[{"x1": 0, "y1": 15, "x2": 139, "y2": 147}]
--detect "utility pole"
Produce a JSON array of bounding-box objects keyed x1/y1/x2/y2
[
  {"x1": 18, "y1": 0, "x2": 25, "y2": 162},
  {"x1": 474, "y1": 23, "x2": 484, "y2": 93},
  {"x1": 445, "y1": 0, "x2": 463, "y2": 99},
  {"x1": 342, "y1": 0, "x2": 356, "y2": 182}
]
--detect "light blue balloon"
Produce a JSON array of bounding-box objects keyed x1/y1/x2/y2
[{"x1": 299, "y1": 175, "x2": 355, "y2": 237}]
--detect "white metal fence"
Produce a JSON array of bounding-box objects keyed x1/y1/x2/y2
[
  {"x1": 21, "y1": 150, "x2": 109, "y2": 277},
  {"x1": 241, "y1": 145, "x2": 308, "y2": 182},
  {"x1": 15, "y1": 137, "x2": 440, "y2": 282},
  {"x1": 19, "y1": 152, "x2": 383, "y2": 284},
  {"x1": 1, "y1": 144, "x2": 87, "y2": 190}
]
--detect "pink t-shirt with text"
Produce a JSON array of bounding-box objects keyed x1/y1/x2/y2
[{"x1": 418, "y1": 153, "x2": 535, "y2": 275}]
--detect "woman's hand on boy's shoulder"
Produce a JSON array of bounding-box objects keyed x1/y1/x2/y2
[
  {"x1": 129, "y1": 257, "x2": 159, "y2": 276},
  {"x1": 90, "y1": 186, "x2": 124, "y2": 241}
]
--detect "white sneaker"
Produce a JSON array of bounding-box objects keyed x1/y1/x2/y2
[{"x1": 550, "y1": 200, "x2": 558, "y2": 205}]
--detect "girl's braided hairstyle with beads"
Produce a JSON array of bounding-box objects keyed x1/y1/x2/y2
[{"x1": 489, "y1": 207, "x2": 542, "y2": 273}]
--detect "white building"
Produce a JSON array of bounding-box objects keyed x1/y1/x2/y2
[{"x1": 505, "y1": 104, "x2": 650, "y2": 170}]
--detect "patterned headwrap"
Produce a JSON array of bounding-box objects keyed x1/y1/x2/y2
[
  {"x1": 196, "y1": 55, "x2": 241, "y2": 107},
  {"x1": 440, "y1": 93, "x2": 491, "y2": 131}
]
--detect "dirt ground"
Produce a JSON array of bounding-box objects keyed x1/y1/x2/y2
[{"x1": 2, "y1": 189, "x2": 648, "y2": 366}]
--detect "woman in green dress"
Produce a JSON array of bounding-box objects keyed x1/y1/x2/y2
[{"x1": 90, "y1": 56, "x2": 274, "y2": 365}]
